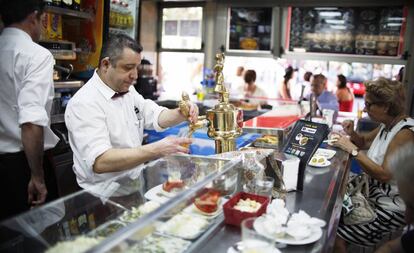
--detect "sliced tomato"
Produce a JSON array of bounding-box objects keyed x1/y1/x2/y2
[
  {"x1": 162, "y1": 180, "x2": 184, "y2": 192},
  {"x1": 194, "y1": 189, "x2": 221, "y2": 213},
  {"x1": 194, "y1": 199, "x2": 218, "y2": 213}
]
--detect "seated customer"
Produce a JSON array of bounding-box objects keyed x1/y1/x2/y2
[
  {"x1": 241, "y1": 69, "x2": 267, "y2": 107},
  {"x1": 308, "y1": 74, "x2": 339, "y2": 116},
  {"x1": 331, "y1": 78, "x2": 414, "y2": 252},
  {"x1": 375, "y1": 143, "x2": 414, "y2": 253},
  {"x1": 336, "y1": 74, "x2": 354, "y2": 112}
]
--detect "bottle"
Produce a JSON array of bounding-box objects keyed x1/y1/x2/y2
[
  {"x1": 357, "y1": 102, "x2": 363, "y2": 119},
  {"x1": 62, "y1": 0, "x2": 73, "y2": 9},
  {"x1": 72, "y1": 0, "x2": 81, "y2": 10},
  {"x1": 52, "y1": 0, "x2": 61, "y2": 7}
]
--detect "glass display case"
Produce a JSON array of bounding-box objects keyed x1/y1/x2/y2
[{"x1": 0, "y1": 154, "x2": 241, "y2": 253}]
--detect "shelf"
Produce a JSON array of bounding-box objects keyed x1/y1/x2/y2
[
  {"x1": 51, "y1": 114, "x2": 65, "y2": 124},
  {"x1": 44, "y1": 6, "x2": 93, "y2": 19},
  {"x1": 54, "y1": 80, "x2": 84, "y2": 89}
]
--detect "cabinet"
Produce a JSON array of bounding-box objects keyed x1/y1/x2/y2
[{"x1": 0, "y1": 155, "x2": 241, "y2": 253}]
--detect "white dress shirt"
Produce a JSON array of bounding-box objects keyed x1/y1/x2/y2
[
  {"x1": 0, "y1": 28, "x2": 59, "y2": 153},
  {"x1": 65, "y1": 71, "x2": 167, "y2": 189}
]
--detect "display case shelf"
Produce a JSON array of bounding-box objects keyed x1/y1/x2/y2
[
  {"x1": 0, "y1": 155, "x2": 242, "y2": 253},
  {"x1": 44, "y1": 6, "x2": 93, "y2": 19}
]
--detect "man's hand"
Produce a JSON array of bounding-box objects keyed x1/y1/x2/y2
[
  {"x1": 28, "y1": 176, "x2": 47, "y2": 207},
  {"x1": 187, "y1": 101, "x2": 199, "y2": 124},
  {"x1": 153, "y1": 136, "x2": 192, "y2": 156},
  {"x1": 342, "y1": 120, "x2": 355, "y2": 136}
]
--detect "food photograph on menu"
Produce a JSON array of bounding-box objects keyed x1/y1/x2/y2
[
  {"x1": 287, "y1": 6, "x2": 407, "y2": 56},
  {"x1": 227, "y1": 7, "x2": 273, "y2": 52},
  {"x1": 283, "y1": 120, "x2": 329, "y2": 165}
]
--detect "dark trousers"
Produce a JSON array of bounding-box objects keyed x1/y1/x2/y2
[{"x1": 0, "y1": 150, "x2": 59, "y2": 222}]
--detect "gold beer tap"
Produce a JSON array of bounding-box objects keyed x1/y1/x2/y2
[
  {"x1": 178, "y1": 92, "x2": 206, "y2": 138},
  {"x1": 178, "y1": 53, "x2": 243, "y2": 154},
  {"x1": 206, "y1": 53, "x2": 243, "y2": 153}
]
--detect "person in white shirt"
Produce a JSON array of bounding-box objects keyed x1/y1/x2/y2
[
  {"x1": 0, "y1": 0, "x2": 59, "y2": 221},
  {"x1": 65, "y1": 34, "x2": 199, "y2": 190},
  {"x1": 241, "y1": 69, "x2": 267, "y2": 107}
]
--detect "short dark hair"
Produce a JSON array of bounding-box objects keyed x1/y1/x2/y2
[
  {"x1": 0, "y1": 0, "x2": 45, "y2": 26},
  {"x1": 99, "y1": 34, "x2": 143, "y2": 67},
  {"x1": 304, "y1": 71, "x2": 312, "y2": 82},
  {"x1": 337, "y1": 74, "x2": 347, "y2": 88},
  {"x1": 312, "y1": 74, "x2": 326, "y2": 87},
  {"x1": 244, "y1": 70, "x2": 256, "y2": 84}
]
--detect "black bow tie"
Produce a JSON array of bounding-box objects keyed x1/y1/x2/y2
[{"x1": 112, "y1": 91, "x2": 129, "y2": 99}]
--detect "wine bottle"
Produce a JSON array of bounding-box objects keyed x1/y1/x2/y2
[
  {"x1": 52, "y1": 0, "x2": 61, "y2": 7},
  {"x1": 61, "y1": 0, "x2": 73, "y2": 9},
  {"x1": 72, "y1": 0, "x2": 81, "y2": 11}
]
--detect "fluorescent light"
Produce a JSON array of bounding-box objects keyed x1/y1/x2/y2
[
  {"x1": 387, "y1": 17, "x2": 404, "y2": 21},
  {"x1": 330, "y1": 25, "x2": 347, "y2": 29},
  {"x1": 325, "y1": 19, "x2": 345, "y2": 24},
  {"x1": 387, "y1": 23, "x2": 402, "y2": 27},
  {"x1": 319, "y1": 11, "x2": 342, "y2": 17},
  {"x1": 314, "y1": 7, "x2": 338, "y2": 10}
]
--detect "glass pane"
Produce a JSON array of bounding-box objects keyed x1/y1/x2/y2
[
  {"x1": 161, "y1": 7, "x2": 203, "y2": 50},
  {"x1": 158, "y1": 52, "x2": 204, "y2": 100}
]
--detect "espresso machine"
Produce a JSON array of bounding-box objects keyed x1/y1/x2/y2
[{"x1": 179, "y1": 53, "x2": 243, "y2": 153}]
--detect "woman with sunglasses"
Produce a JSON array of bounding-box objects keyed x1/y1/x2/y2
[{"x1": 331, "y1": 77, "x2": 414, "y2": 252}]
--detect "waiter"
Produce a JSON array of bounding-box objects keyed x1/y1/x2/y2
[
  {"x1": 0, "y1": 0, "x2": 59, "y2": 221},
  {"x1": 65, "y1": 34, "x2": 198, "y2": 190}
]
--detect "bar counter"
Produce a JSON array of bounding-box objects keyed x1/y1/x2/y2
[{"x1": 196, "y1": 147, "x2": 350, "y2": 253}]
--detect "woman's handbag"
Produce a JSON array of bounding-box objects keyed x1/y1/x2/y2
[{"x1": 343, "y1": 173, "x2": 377, "y2": 225}]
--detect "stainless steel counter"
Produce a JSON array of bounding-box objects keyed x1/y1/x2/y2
[{"x1": 195, "y1": 147, "x2": 350, "y2": 253}]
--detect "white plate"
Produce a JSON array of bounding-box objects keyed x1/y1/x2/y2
[
  {"x1": 308, "y1": 160, "x2": 331, "y2": 168},
  {"x1": 157, "y1": 213, "x2": 209, "y2": 240},
  {"x1": 274, "y1": 227, "x2": 322, "y2": 245},
  {"x1": 144, "y1": 184, "x2": 170, "y2": 204},
  {"x1": 254, "y1": 217, "x2": 323, "y2": 245},
  {"x1": 227, "y1": 241, "x2": 281, "y2": 253},
  {"x1": 314, "y1": 148, "x2": 336, "y2": 160}
]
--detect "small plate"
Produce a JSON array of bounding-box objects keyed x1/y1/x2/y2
[
  {"x1": 144, "y1": 184, "x2": 170, "y2": 204},
  {"x1": 227, "y1": 241, "x2": 281, "y2": 253},
  {"x1": 308, "y1": 160, "x2": 331, "y2": 168},
  {"x1": 274, "y1": 227, "x2": 322, "y2": 245},
  {"x1": 314, "y1": 148, "x2": 336, "y2": 160},
  {"x1": 157, "y1": 213, "x2": 209, "y2": 240},
  {"x1": 254, "y1": 218, "x2": 323, "y2": 245},
  {"x1": 182, "y1": 198, "x2": 224, "y2": 219}
]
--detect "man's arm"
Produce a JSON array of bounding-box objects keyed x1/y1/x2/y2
[
  {"x1": 21, "y1": 123, "x2": 47, "y2": 206},
  {"x1": 158, "y1": 108, "x2": 186, "y2": 129},
  {"x1": 93, "y1": 136, "x2": 192, "y2": 173},
  {"x1": 158, "y1": 101, "x2": 199, "y2": 128}
]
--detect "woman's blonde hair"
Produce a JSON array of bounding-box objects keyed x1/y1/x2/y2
[{"x1": 364, "y1": 77, "x2": 406, "y2": 116}]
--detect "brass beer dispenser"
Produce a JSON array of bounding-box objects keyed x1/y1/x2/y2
[{"x1": 206, "y1": 53, "x2": 243, "y2": 153}]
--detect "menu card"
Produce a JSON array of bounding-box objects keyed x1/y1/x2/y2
[
  {"x1": 287, "y1": 6, "x2": 406, "y2": 57},
  {"x1": 282, "y1": 120, "x2": 329, "y2": 190}
]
